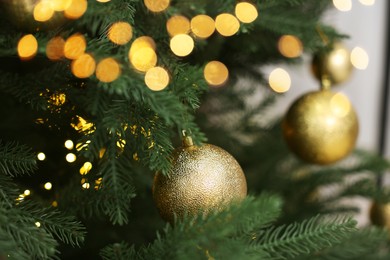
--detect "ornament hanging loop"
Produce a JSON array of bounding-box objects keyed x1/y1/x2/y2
[
  {"x1": 181, "y1": 130, "x2": 194, "y2": 147},
  {"x1": 320, "y1": 75, "x2": 332, "y2": 91}
]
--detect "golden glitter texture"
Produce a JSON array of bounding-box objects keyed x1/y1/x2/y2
[
  {"x1": 312, "y1": 42, "x2": 353, "y2": 85},
  {"x1": 153, "y1": 138, "x2": 247, "y2": 222},
  {"x1": 282, "y1": 90, "x2": 358, "y2": 165}
]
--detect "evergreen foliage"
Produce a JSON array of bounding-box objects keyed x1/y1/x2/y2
[{"x1": 0, "y1": 0, "x2": 388, "y2": 259}]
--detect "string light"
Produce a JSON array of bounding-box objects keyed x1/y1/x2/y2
[
  {"x1": 333, "y1": 0, "x2": 352, "y2": 12},
  {"x1": 64, "y1": 140, "x2": 74, "y2": 150},
  {"x1": 108, "y1": 22, "x2": 133, "y2": 45},
  {"x1": 170, "y1": 34, "x2": 194, "y2": 57},
  {"x1": 215, "y1": 13, "x2": 240, "y2": 37},
  {"x1": 24, "y1": 190, "x2": 31, "y2": 196},
  {"x1": 71, "y1": 53, "x2": 96, "y2": 78},
  {"x1": 64, "y1": 0, "x2": 88, "y2": 19},
  {"x1": 37, "y1": 152, "x2": 46, "y2": 161},
  {"x1": 52, "y1": 201, "x2": 58, "y2": 207},
  {"x1": 44, "y1": 182, "x2": 52, "y2": 190},
  {"x1": 203, "y1": 61, "x2": 229, "y2": 87},
  {"x1": 33, "y1": 1, "x2": 54, "y2": 22},
  {"x1": 144, "y1": 0, "x2": 170, "y2": 12},
  {"x1": 190, "y1": 15, "x2": 215, "y2": 39},
  {"x1": 278, "y1": 35, "x2": 303, "y2": 58},
  {"x1": 129, "y1": 47, "x2": 157, "y2": 72},
  {"x1": 46, "y1": 36, "x2": 65, "y2": 61},
  {"x1": 144, "y1": 66, "x2": 170, "y2": 91},
  {"x1": 96, "y1": 58, "x2": 121, "y2": 83},
  {"x1": 64, "y1": 34, "x2": 86, "y2": 60},
  {"x1": 235, "y1": 2, "x2": 258, "y2": 23},
  {"x1": 17, "y1": 34, "x2": 38, "y2": 61},
  {"x1": 268, "y1": 68, "x2": 291, "y2": 93},
  {"x1": 80, "y1": 162, "x2": 93, "y2": 175},
  {"x1": 351, "y1": 46, "x2": 369, "y2": 70},
  {"x1": 35, "y1": 222, "x2": 41, "y2": 228},
  {"x1": 51, "y1": 0, "x2": 73, "y2": 11},
  {"x1": 66, "y1": 153, "x2": 77, "y2": 163},
  {"x1": 166, "y1": 15, "x2": 191, "y2": 37}
]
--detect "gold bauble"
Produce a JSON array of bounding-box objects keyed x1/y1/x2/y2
[
  {"x1": 282, "y1": 90, "x2": 358, "y2": 165},
  {"x1": 311, "y1": 42, "x2": 353, "y2": 85},
  {"x1": 370, "y1": 201, "x2": 390, "y2": 232},
  {"x1": 0, "y1": 0, "x2": 66, "y2": 31},
  {"x1": 152, "y1": 137, "x2": 247, "y2": 223}
]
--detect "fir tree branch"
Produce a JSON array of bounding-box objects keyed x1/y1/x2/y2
[
  {"x1": 250, "y1": 215, "x2": 357, "y2": 259},
  {"x1": 0, "y1": 141, "x2": 37, "y2": 177},
  {"x1": 100, "y1": 242, "x2": 137, "y2": 260}
]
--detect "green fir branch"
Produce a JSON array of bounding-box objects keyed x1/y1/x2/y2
[
  {"x1": 0, "y1": 141, "x2": 37, "y2": 177},
  {"x1": 100, "y1": 242, "x2": 137, "y2": 260},
  {"x1": 250, "y1": 215, "x2": 357, "y2": 259}
]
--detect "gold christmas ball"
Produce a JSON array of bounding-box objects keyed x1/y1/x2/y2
[
  {"x1": 311, "y1": 42, "x2": 353, "y2": 85},
  {"x1": 0, "y1": 0, "x2": 66, "y2": 31},
  {"x1": 152, "y1": 137, "x2": 247, "y2": 223},
  {"x1": 282, "y1": 89, "x2": 359, "y2": 165},
  {"x1": 370, "y1": 201, "x2": 390, "y2": 232}
]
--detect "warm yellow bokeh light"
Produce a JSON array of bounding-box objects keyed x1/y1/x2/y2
[
  {"x1": 71, "y1": 116, "x2": 94, "y2": 133},
  {"x1": 79, "y1": 161, "x2": 93, "y2": 175},
  {"x1": 33, "y1": 1, "x2": 54, "y2": 22},
  {"x1": 331, "y1": 92, "x2": 351, "y2": 118},
  {"x1": 268, "y1": 68, "x2": 291, "y2": 93},
  {"x1": 64, "y1": 139, "x2": 74, "y2": 150},
  {"x1": 24, "y1": 190, "x2": 31, "y2": 196},
  {"x1": 52, "y1": 201, "x2": 58, "y2": 207},
  {"x1": 51, "y1": 0, "x2": 73, "y2": 11},
  {"x1": 66, "y1": 153, "x2": 77, "y2": 163},
  {"x1": 130, "y1": 48, "x2": 158, "y2": 72},
  {"x1": 44, "y1": 182, "x2": 52, "y2": 190},
  {"x1": 144, "y1": 0, "x2": 170, "y2": 12},
  {"x1": 166, "y1": 15, "x2": 191, "y2": 37},
  {"x1": 215, "y1": 13, "x2": 240, "y2": 37},
  {"x1": 64, "y1": 0, "x2": 88, "y2": 19},
  {"x1": 278, "y1": 35, "x2": 303, "y2": 58},
  {"x1": 46, "y1": 36, "x2": 65, "y2": 60},
  {"x1": 170, "y1": 34, "x2": 194, "y2": 57},
  {"x1": 18, "y1": 34, "x2": 38, "y2": 60},
  {"x1": 359, "y1": 0, "x2": 375, "y2": 6},
  {"x1": 97, "y1": 0, "x2": 111, "y2": 2},
  {"x1": 35, "y1": 221, "x2": 41, "y2": 227},
  {"x1": 37, "y1": 152, "x2": 46, "y2": 161},
  {"x1": 351, "y1": 46, "x2": 369, "y2": 70},
  {"x1": 96, "y1": 58, "x2": 121, "y2": 83},
  {"x1": 64, "y1": 34, "x2": 86, "y2": 60},
  {"x1": 82, "y1": 182, "x2": 90, "y2": 189},
  {"x1": 145, "y1": 66, "x2": 170, "y2": 91},
  {"x1": 129, "y1": 36, "x2": 156, "y2": 59},
  {"x1": 71, "y1": 53, "x2": 96, "y2": 78},
  {"x1": 203, "y1": 61, "x2": 229, "y2": 87},
  {"x1": 333, "y1": 0, "x2": 352, "y2": 11},
  {"x1": 235, "y1": 2, "x2": 258, "y2": 23},
  {"x1": 190, "y1": 15, "x2": 215, "y2": 39},
  {"x1": 108, "y1": 22, "x2": 133, "y2": 45}
]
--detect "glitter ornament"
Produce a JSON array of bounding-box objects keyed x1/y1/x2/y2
[
  {"x1": 282, "y1": 89, "x2": 358, "y2": 165},
  {"x1": 153, "y1": 136, "x2": 247, "y2": 223}
]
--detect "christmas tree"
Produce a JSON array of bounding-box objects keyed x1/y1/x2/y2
[{"x1": 1, "y1": 0, "x2": 390, "y2": 259}]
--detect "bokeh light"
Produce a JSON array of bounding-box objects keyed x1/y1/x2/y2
[
  {"x1": 170, "y1": 34, "x2": 194, "y2": 57},
  {"x1": 333, "y1": 0, "x2": 352, "y2": 11},
  {"x1": 190, "y1": 15, "x2": 215, "y2": 39},
  {"x1": 17, "y1": 34, "x2": 38, "y2": 60},
  {"x1": 129, "y1": 47, "x2": 157, "y2": 72},
  {"x1": 35, "y1": 222, "x2": 41, "y2": 227},
  {"x1": 66, "y1": 153, "x2": 77, "y2": 163},
  {"x1": 37, "y1": 152, "x2": 46, "y2": 161},
  {"x1": 33, "y1": 1, "x2": 54, "y2": 22},
  {"x1": 108, "y1": 22, "x2": 133, "y2": 45},
  {"x1": 46, "y1": 36, "x2": 65, "y2": 61},
  {"x1": 351, "y1": 46, "x2": 369, "y2": 70},
  {"x1": 203, "y1": 61, "x2": 229, "y2": 87},
  {"x1": 129, "y1": 36, "x2": 156, "y2": 59},
  {"x1": 144, "y1": 66, "x2": 170, "y2": 91},
  {"x1": 44, "y1": 182, "x2": 52, "y2": 190},
  {"x1": 64, "y1": 33, "x2": 86, "y2": 60},
  {"x1": 64, "y1": 0, "x2": 88, "y2": 19},
  {"x1": 71, "y1": 53, "x2": 96, "y2": 78},
  {"x1": 166, "y1": 15, "x2": 191, "y2": 37},
  {"x1": 24, "y1": 190, "x2": 31, "y2": 196},
  {"x1": 79, "y1": 161, "x2": 93, "y2": 175},
  {"x1": 215, "y1": 13, "x2": 240, "y2": 37},
  {"x1": 144, "y1": 0, "x2": 170, "y2": 12},
  {"x1": 235, "y1": 2, "x2": 258, "y2": 23},
  {"x1": 359, "y1": 0, "x2": 375, "y2": 6},
  {"x1": 97, "y1": 0, "x2": 111, "y2": 2},
  {"x1": 268, "y1": 68, "x2": 291, "y2": 93},
  {"x1": 51, "y1": 0, "x2": 73, "y2": 11},
  {"x1": 278, "y1": 35, "x2": 303, "y2": 58},
  {"x1": 96, "y1": 58, "x2": 121, "y2": 83},
  {"x1": 64, "y1": 139, "x2": 74, "y2": 150}
]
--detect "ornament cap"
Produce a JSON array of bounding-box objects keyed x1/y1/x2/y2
[{"x1": 182, "y1": 136, "x2": 194, "y2": 147}]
